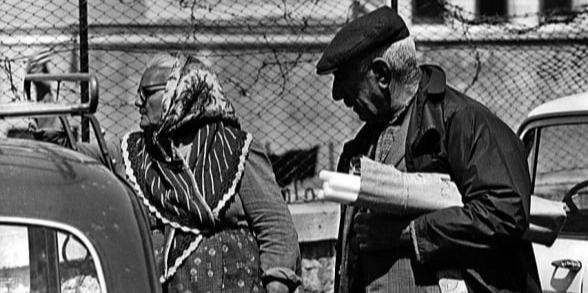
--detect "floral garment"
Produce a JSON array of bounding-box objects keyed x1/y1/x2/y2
[{"x1": 167, "y1": 228, "x2": 265, "y2": 293}]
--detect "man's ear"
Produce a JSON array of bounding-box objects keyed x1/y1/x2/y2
[{"x1": 371, "y1": 58, "x2": 392, "y2": 89}]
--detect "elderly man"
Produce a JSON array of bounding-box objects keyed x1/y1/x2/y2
[{"x1": 316, "y1": 6, "x2": 541, "y2": 293}]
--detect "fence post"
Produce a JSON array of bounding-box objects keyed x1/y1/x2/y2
[{"x1": 79, "y1": 0, "x2": 90, "y2": 142}]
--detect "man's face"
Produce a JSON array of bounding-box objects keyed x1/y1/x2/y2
[
  {"x1": 331, "y1": 61, "x2": 390, "y2": 123},
  {"x1": 135, "y1": 67, "x2": 169, "y2": 130}
]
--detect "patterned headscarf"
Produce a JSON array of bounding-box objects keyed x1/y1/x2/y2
[
  {"x1": 122, "y1": 53, "x2": 252, "y2": 282},
  {"x1": 152, "y1": 54, "x2": 240, "y2": 162}
]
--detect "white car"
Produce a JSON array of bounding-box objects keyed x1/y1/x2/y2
[{"x1": 519, "y1": 92, "x2": 588, "y2": 293}]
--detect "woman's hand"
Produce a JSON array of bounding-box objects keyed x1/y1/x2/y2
[{"x1": 265, "y1": 280, "x2": 290, "y2": 293}]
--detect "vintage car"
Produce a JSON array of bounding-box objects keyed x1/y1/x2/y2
[
  {"x1": 0, "y1": 74, "x2": 161, "y2": 293},
  {"x1": 519, "y1": 92, "x2": 588, "y2": 293}
]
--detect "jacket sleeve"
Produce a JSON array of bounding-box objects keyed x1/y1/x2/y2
[
  {"x1": 410, "y1": 108, "x2": 532, "y2": 266},
  {"x1": 238, "y1": 139, "x2": 302, "y2": 290}
]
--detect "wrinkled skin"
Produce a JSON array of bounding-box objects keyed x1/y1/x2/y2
[{"x1": 135, "y1": 66, "x2": 169, "y2": 130}]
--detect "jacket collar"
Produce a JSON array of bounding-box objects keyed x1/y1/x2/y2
[
  {"x1": 405, "y1": 65, "x2": 448, "y2": 170},
  {"x1": 420, "y1": 64, "x2": 446, "y2": 101}
]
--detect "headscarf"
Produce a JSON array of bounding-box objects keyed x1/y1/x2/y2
[
  {"x1": 152, "y1": 54, "x2": 240, "y2": 161},
  {"x1": 122, "y1": 53, "x2": 252, "y2": 282}
]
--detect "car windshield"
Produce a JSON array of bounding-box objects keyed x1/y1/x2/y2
[{"x1": 527, "y1": 122, "x2": 588, "y2": 234}]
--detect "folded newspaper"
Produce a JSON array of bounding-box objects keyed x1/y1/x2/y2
[{"x1": 319, "y1": 157, "x2": 567, "y2": 247}]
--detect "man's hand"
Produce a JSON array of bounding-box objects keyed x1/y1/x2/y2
[{"x1": 351, "y1": 212, "x2": 413, "y2": 251}]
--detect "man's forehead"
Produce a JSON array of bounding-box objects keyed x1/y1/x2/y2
[{"x1": 140, "y1": 66, "x2": 171, "y2": 87}]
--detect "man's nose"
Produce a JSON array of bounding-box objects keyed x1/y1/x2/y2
[
  {"x1": 331, "y1": 86, "x2": 345, "y2": 102},
  {"x1": 134, "y1": 95, "x2": 143, "y2": 108},
  {"x1": 332, "y1": 91, "x2": 353, "y2": 108},
  {"x1": 333, "y1": 90, "x2": 350, "y2": 105},
  {"x1": 343, "y1": 97, "x2": 353, "y2": 108}
]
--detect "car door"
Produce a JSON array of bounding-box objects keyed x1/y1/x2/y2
[{"x1": 522, "y1": 120, "x2": 588, "y2": 293}]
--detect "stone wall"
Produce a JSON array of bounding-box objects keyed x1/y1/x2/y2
[
  {"x1": 299, "y1": 240, "x2": 336, "y2": 293},
  {"x1": 289, "y1": 202, "x2": 339, "y2": 293}
]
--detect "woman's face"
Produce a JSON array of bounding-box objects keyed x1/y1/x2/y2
[{"x1": 135, "y1": 67, "x2": 169, "y2": 130}]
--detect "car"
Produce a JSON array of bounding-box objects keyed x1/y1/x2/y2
[
  {"x1": 0, "y1": 73, "x2": 161, "y2": 293},
  {"x1": 518, "y1": 92, "x2": 588, "y2": 293}
]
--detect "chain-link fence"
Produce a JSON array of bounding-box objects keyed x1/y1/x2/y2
[{"x1": 2, "y1": 0, "x2": 588, "y2": 203}]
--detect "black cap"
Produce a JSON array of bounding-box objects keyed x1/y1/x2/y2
[{"x1": 316, "y1": 6, "x2": 409, "y2": 75}]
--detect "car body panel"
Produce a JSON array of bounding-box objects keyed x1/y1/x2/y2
[
  {"x1": 0, "y1": 138, "x2": 161, "y2": 293},
  {"x1": 519, "y1": 93, "x2": 588, "y2": 293},
  {"x1": 533, "y1": 236, "x2": 588, "y2": 293}
]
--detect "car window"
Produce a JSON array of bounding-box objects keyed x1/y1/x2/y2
[
  {"x1": 531, "y1": 123, "x2": 588, "y2": 233},
  {"x1": 533, "y1": 124, "x2": 588, "y2": 199},
  {"x1": 0, "y1": 224, "x2": 102, "y2": 293}
]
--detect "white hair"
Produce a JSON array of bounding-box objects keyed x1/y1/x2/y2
[
  {"x1": 145, "y1": 53, "x2": 176, "y2": 70},
  {"x1": 380, "y1": 36, "x2": 421, "y2": 85}
]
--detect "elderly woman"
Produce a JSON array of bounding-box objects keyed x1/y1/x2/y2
[
  {"x1": 32, "y1": 52, "x2": 302, "y2": 293},
  {"x1": 123, "y1": 53, "x2": 301, "y2": 293}
]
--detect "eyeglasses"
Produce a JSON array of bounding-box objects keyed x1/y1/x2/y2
[{"x1": 138, "y1": 83, "x2": 167, "y2": 104}]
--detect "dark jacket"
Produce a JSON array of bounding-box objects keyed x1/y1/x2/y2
[{"x1": 335, "y1": 65, "x2": 541, "y2": 293}]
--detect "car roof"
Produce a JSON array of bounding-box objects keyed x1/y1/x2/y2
[
  {"x1": 0, "y1": 138, "x2": 161, "y2": 293},
  {"x1": 527, "y1": 91, "x2": 588, "y2": 118},
  {"x1": 518, "y1": 91, "x2": 588, "y2": 136}
]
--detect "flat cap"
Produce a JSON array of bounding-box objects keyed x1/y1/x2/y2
[{"x1": 316, "y1": 6, "x2": 409, "y2": 75}]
